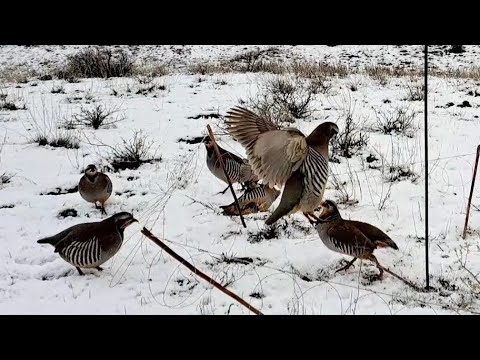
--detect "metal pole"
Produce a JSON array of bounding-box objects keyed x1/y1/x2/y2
[
  {"x1": 463, "y1": 145, "x2": 480, "y2": 239},
  {"x1": 425, "y1": 45, "x2": 430, "y2": 289}
]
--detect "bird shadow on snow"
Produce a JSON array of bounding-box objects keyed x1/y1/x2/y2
[{"x1": 36, "y1": 265, "x2": 103, "y2": 281}]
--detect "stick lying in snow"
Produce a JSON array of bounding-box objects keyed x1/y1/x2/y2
[
  {"x1": 376, "y1": 264, "x2": 426, "y2": 292},
  {"x1": 206, "y1": 124, "x2": 247, "y2": 228},
  {"x1": 463, "y1": 144, "x2": 480, "y2": 239},
  {"x1": 141, "y1": 227, "x2": 263, "y2": 315}
]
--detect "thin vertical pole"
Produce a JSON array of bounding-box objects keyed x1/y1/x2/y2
[
  {"x1": 425, "y1": 45, "x2": 430, "y2": 290},
  {"x1": 463, "y1": 145, "x2": 480, "y2": 239}
]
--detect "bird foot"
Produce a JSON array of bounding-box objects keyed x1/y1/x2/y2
[
  {"x1": 215, "y1": 186, "x2": 230, "y2": 195},
  {"x1": 376, "y1": 268, "x2": 384, "y2": 280},
  {"x1": 335, "y1": 263, "x2": 355, "y2": 273},
  {"x1": 335, "y1": 258, "x2": 357, "y2": 273},
  {"x1": 95, "y1": 202, "x2": 107, "y2": 215}
]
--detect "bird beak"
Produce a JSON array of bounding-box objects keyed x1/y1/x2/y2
[
  {"x1": 319, "y1": 203, "x2": 328, "y2": 216},
  {"x1": 331, "y1": 129, "x2": 338, "y2": 139},
  {"x1": 122, "y1": 218, "x2": 138, "y2": 228}
]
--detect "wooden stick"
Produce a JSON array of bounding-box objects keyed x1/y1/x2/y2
[
  {"x1": 206, "y1": 124, "x2": 246, "y2": 228},
  {"x1": 141, "y1": 227, "x2": 263, "y2": 315},
  {"x1": 377, "y1": 264, "x2": 425, "y2": 292},
  {"x1": 463, "y1": 145, "x2": 480, "y2": 239}
]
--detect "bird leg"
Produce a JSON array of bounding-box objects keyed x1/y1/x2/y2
[
  {"x1": 367, "y1": 254, "x2": 384, "y2": 279},
  {"x1": 76, "y1": 267, "x2": 84, "y2": 276},
  {"x1": 96, "y1": 266, "x2": 103, "y2": 271},
  {"x1": 95, "y1": 202, "x2": 107, "y2": 215},
  {"x1": 215, "y1": 185, "x2": 230, "y2": 195},
  {"x1": 335, "y1": 258, "x2": 357, "y2": 273},
  {"x1": 94, "y1": 202, "x2": 107, "y2": 214}
]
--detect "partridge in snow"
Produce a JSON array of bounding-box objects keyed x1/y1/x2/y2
[
  {"x1": 203, "y1": 135, "x2": 258, "y2": 194},
  {"x1": 225, "y1": 106, "x2": 338, "y2": 225},
  {"x1": 312, "y1": 200, "x2": 399, "y2": 278},
  {"x1": 78, "y1": 164, "x2": 112, "y2": 215},
  {"x1": 37, "y1": 212, "x2": 138, "y2": 275}
]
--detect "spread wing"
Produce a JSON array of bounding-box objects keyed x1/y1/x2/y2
[{"x1": 225, "y1": 106, "x2": 308, "y2": 187}]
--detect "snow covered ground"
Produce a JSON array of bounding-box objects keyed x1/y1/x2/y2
[{"x1": 0, "y1": 45, "x2": 478, "y2": 315}]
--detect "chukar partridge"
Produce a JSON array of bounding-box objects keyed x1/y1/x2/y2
[
  {"x1": 203, "y1": 135, "x2": 258, "y2": 194},
  {"x1": 225, "y1": 106, "x2": 338, "y2": 225},
  {"x1": 220, "y1": 183, "x2": 281, "y2": 216},
  {"x1": 37, "y1": 212, "x2": 137, "y2": 275},
  {"x1": 78, "y1": 164, "x2": 112, "y2": 215},
  {"x1": 313, "y1": 200, "x2": 398, "y2": 278}
]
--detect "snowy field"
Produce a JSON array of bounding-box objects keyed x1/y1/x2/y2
[{"x1": 0, "y1": 45, "x2": 478, "y2": 315}]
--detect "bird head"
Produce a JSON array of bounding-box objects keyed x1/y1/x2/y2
[
  {"x1": 84, "y1": 164, "x2": 98, "y2": 177},
  {"x1": 111, "y1": 212, "x2": 138, "y2": 230},
  {"x1": 307, "y1": 122, "x2": 339, "y2": 146},
  {"x1": 319, "y1": 199, "x2": 341, "y2": 221},
  {"x1": 202, "y1": 135, "x2": 214, "y2": 150}
]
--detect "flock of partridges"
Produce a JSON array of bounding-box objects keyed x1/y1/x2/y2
[{"x1": 37, "y1": 106, "x2": 399, "y2": 280}]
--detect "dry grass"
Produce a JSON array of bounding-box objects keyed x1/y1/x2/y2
[
  {"x1": 330, "y1": 93, "x2": 369, "y2": 159},
  {"x1": 132, "y1": 62, "x2": 170, "y2": 77},
  {"x1": 70, "y1": 104, "x2": 125, "y2": 130},
  {"x1": 188, "y1": 63, "x2": 232, "y2": 75},
  {"x1": 290, "y1": 60, "x2": 349, "y2": 79},
  {"x1": 187, "y1": 57, "x2": 426, "y2": 89},
  {"x1": 430, "y1": 66, "x2": 480, "y2": 81},
  {"x1": 55, "y1": 46, "x2": 134, "y2": 79},
  {"x1": 35, "y1": 133, "x2": 79, "y2": 149},
  {"x1": 109, "y1": 131, "x2": 161, "y2": 171},
  {"x1": 329, "y1": 164, "x2": 361, "y2": 207},
  {"x1": 25, "y1": 97, "x2": 79, "y2": 149},
  {"x1": 228, "y1": 47, "x2": 286, "y2": 73},
  {"x1": 0, "y1": 66, "x2": 37, "y2": 83},
  {"x1": 365, "y1": 65, "x2": 423, "y2": 80},
  {"x1": 373, "y1": 104, "x2": 418, "y2": 138},
  {"x1": 404, "y1": 79, "x2": 425, "y2": 101},
  {"x1": 247, "y1": 76, "x2": 318, "y2": 124}
]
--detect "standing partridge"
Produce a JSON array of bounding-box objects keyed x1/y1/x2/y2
[
  {"x1": 312, "y1": 200, "x2": 399, "y2": 278},
  {"x1": 220, "y1": 183, "x2": 281, "y2": 216},
  {"x1": 79, "y1": 164, "x2": 112, "y2": 215},
  {"x1": 37, "y1": 212, "x2": 138, "y2": 275},
  {"x1": 224, "y1": 106, "x2": 338, "y2": 225},
  {"x1": 203, "y1": 135, "x2": 258, "y2": 194}
]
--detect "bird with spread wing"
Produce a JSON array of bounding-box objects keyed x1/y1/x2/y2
[{"x1": 225, "y1": 106, "x2": 339, "y2": 225}]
